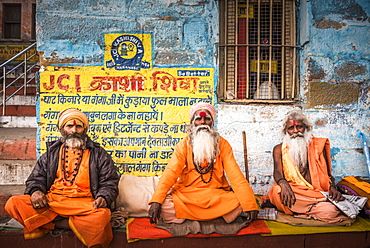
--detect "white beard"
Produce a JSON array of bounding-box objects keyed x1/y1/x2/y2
[
  {"x1": 65, "y1": 137, "x2": 85, "y2": 149},
  {"x1": 283, "y1": 131, "x2": 312, "y2": 170},
  {"x1": 192, "y1": 125, "x2": 218, "y2": 165},
  {"x1": 61, "y1": 130, "x2": 87, "y2": 149}
]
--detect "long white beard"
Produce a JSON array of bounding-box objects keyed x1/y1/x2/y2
[
  {"x1": 192, "y1": 125, "x2": 217, "y2": 165},
  {"x1": 283, "y1": 131, "x2": 312, "y2": 169}
]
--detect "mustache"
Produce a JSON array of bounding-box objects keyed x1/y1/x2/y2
[
  {"x1": 290, "y1": 132, "x2": 304, "y2": 138},
  {"x1": 64, "y1": 132, "x2": 86, "y2": 140},
  {"x1": 61, "y1": 131, "x2": 87, "y2": 143},
  {"x1": 195, "y1": 125, "x2": 211, "y2": 133}
]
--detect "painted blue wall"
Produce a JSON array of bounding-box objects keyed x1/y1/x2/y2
[
  {"x1": 36, "y1": 0, "x2": 218, "y2": 67},
  {"x1": 36, "y1": 0, "x2": 370, "y2": 194}
]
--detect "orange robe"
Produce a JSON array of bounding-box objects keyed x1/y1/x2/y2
[
  {"x1": 5, "y1": 148, "x2": 113, "y2": 248},
  {"x1": 150, "y1": 136, "x2": 258, "y2": 221},
  {"x1": 268, "y1": 136, "x2": 348, "y2": 223}
]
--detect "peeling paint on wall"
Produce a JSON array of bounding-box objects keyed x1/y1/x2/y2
[
  {"x1": 311, "y1": 0, "x2": 368, "y2": 21},
  {"x1": 308, "y1": 58, "x2": 326, "y2": 81},
  {"x1": 334, "y1": 61, "x2": 367, "y2": 79},
  {"x1": 306, "y1": 81, "x2": 360, "y2": 108},
  {"x1": 315, "y1": 18, "x2": 347, "y2": 30}
]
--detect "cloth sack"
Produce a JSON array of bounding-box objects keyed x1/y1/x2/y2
[
  {"x1": 116, "y1": 174, "x2": 160, "y2": 217},
  {"x1": 320, "y1": 191, "x2": 368, "y2": 219},
  {"x1": 337, "y1": 177, "x2": 370, "y2": 217}
]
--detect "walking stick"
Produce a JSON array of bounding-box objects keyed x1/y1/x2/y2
[{"x1": 242, "y1": 131, "x2": 249, "y2": 181}]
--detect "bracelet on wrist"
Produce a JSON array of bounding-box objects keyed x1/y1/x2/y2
[{"x1": 276, "y1": 178, "x2": 286, "y2": 185}]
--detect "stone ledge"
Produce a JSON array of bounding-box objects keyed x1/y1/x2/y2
[
  {"x1": 0, "y1": 116, "x2": 37, "y2": 128},
  {"x1": 0, "y1": 140, "x2": 36, "y2": 160},
  {"x1": 0, "y1": 161, "x2": 35, "y2": 185}
]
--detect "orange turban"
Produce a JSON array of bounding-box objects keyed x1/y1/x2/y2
[{"x1": 57, "y1": 108, "x2": 89, "y2": 130}]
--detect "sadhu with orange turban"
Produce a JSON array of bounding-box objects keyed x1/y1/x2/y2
[
  {"x1": 148, "y1": 102, "x2": 258, "y2": 230},
  {"x1": 5, "y1": 108, "x2": 118, "y2": 248}
]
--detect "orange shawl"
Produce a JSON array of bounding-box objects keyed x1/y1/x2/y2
[{"x1": 268, "y1": 136, "x2": 332, "y2": 214}]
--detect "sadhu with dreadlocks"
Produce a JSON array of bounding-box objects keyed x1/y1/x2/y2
[{"x1": 149, "y1": 102, "x2": 258, "y2": 225}]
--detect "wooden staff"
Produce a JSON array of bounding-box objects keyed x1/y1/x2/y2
[{"x1": 242, "y1": 131, "x2": 249, "y2": 181}]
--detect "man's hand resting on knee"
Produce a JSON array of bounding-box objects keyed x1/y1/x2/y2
[
  {"x1": 31, "y1": 190, "x2": 49, "y2": 209},
  {"x1": 148, "y1": 202, "x2": 162, "y2": 224}
]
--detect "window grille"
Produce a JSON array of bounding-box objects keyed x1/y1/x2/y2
[
  {"x1": 3, "y1": 4, "x2": 21, "y2": 39},
  {"x1": 218, "y1": 0, "x2": 298, "y2": 103}
]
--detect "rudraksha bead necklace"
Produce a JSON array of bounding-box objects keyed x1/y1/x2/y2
[
  {"x1": 195, "y1": 160, "x2": 215, "y2": 184},
  {"x1": 61, "y1": 145, "x2": 83, "y2": 185}
]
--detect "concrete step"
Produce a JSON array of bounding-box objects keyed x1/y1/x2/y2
[
  {"x1": 0, "y1": 95, "x2": 36, "y2": 106},
  {"x1": 0, "y1": 127, "x2": 36, "y2": 158},
  {"x1": 0, "y1": 185, "x2": 25, "y2": 195},
  {"x1": 0, "y1": 127, "x2": 36, "y2": 186},
  {"x1": 0, "y1": 127, "x2": 36, "y2": 140},
  {"x1": 2, "y1": 84, "x2": 37, "y2": 96},
  {"x1": 1, "y1": 106, "x2": 36, "y2": 116},
  {"x1": 0, "y1": 95, "x2": 36, "y2": 117},
  {"x1": 0, "y1": 160, "x2": 35, "y2": 185},
  {"x1": 0, "y1": 116, "x2": 37, "y2": 128},
  {"x1": 0, "y1": 185, "x2": 25, "y2": 218}
]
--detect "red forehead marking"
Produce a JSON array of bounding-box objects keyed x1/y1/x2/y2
[
  {"x1": 292, "y1": 120, "x2": 297, "y2": 126},
  {"x1": 73, "y1": 120, "x2": 77, "y2": 125},
  {"x1": 199, "y1": 111, "x2": 207, "y2": 117}
]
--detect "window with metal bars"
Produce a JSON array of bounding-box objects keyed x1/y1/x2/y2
[
  {"x1": 2, "y1": 4, "x2": 21, "y2": 39},
  {"x1": 218, "y1": 0, "x2": 298, "y2": 103}
]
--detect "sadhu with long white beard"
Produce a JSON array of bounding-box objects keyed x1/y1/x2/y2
[
  {"x1": 267, "y1": 110, "x2": 349, "y2": 223},
  {"x1": 5, "y1": 108, "x2": 119, "y2": 248},
  {"x1": 149, "y1": 102, "x2": 258, "y2": 224}
]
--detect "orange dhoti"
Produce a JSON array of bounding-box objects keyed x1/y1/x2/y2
[
  {"x1": 268, "y1": 184, "x2": 348, "y2": 223},
  {"x1": 5, "y1": 193, "x2": 112, "y2": 248},
  {"x1": 268, "y1": 137, "x2": 349, "y2": 223}
]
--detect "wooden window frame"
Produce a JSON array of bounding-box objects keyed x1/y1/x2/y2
[
  {"x1": 218, "y1": 0, "x2": 299, "y2": 104},
  {"x1": 2, "y1": 3, "x2": 22, "y2": 39}
]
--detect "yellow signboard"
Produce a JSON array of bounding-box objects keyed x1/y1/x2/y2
[
  {"x1": 0, "y1": 44, "x2": 38, "y2": 63},
  {"x1": 39, "y1": 67, "x2": 214, "y2": 176}
]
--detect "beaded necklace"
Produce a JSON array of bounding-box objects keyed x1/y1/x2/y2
[
  {"x1": 194, "y1": 160, "x2": 215, "y2": 184},
  {"x1": 61, "y1": 145, "x2": 83, "y2": 185}
]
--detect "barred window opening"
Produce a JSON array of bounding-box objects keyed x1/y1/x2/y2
[{"x1": 219, "y1": 0, "x2": 298, "y2": 103}]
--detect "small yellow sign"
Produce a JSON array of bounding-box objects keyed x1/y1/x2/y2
[
  {"x1": 0, "y1": 44, "x2": 38, "y2": 64},
  {"x1": 238, "y1": 4, "x2": 254, "y2": 19},
  {"x1": 250, "y1": 60, "x2": 278, "y2": 74},
  {"x1": 104, "y1": 33, "x2": 152, "y2": 71}
]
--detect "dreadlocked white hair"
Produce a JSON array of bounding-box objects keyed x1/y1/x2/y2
[{"x1": 281, "y1": 109, "x2": 313, "y2": 135}]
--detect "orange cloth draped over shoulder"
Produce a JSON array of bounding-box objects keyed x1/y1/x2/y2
[
  {"x1": 149, "y1": 136, "x2": 258, "y2": 221},
  {"x1": 5, "y1": 147, "x2": 113, "y2": 248},
  {"x1": 268, "y1": 136, "x2": 332, "y2": 215}
]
